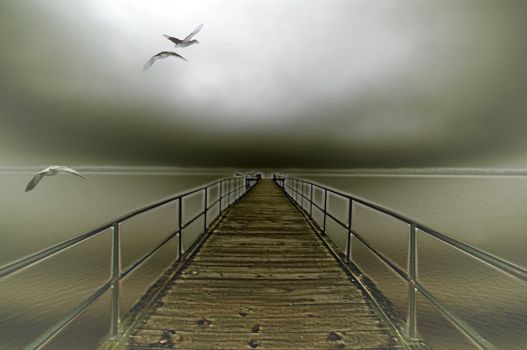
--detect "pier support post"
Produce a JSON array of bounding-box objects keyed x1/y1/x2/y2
[
  {"x1": 300, "y1": 181, "x2": 304, "y2": 209},
  {"x1": 228, "y1": 179, "x2": 231, "y2": 205},
  {"x1": 110, "y1": 223, "x2": 121, "y2": 338},
  {"x1": 322, "y1": 189, "x2": 328, "y2": 234},
  {"x1": 219, "y1": 181, "x2": 223, "y2": 213},
  {"x1": 406, "y1": 223, "x2": 419, "y2": 342},
  {"x1": 346, "y1": 198, "x2": 353, "y2": 261},
  {"x1": 309, "y1": 183, "x2": 314, "y2": 218},
  {"x1": 178, "y1": 197, "x2": 183, "y2": 260},
  {"x1": 203, "y1": 188, "x2": 208, "y2": 232}
]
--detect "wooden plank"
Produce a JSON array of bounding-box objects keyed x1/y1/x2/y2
[
  {"x1": 151, "y1": 304, "x2": 376, "y2": 318},
  {"x1": 126, "y1": 329, "x2": 402, "y2": 349},
  {"x1": 166, "y1": 284, "x2": 362, "y2": 295},
  {"x1": 137, "y1": 315, "x2": 387, "y2": 332},
  {"x1": 110, "y1": 180, "x2": 405, "y2": 350}
]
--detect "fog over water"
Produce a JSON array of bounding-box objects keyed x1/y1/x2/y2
[{"x1": 1, "y1": 0, "x2": 527, "y2": 168}]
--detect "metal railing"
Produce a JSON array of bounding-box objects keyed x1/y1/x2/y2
[
  {"x1": 0, "y1": 176, "x2": 259, "y2": 349},
  {"x1": 276, "y1": 176, "x2": 527, "y2": 350}
]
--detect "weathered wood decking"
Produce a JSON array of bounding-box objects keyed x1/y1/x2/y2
[{"x1": 116, "y1": 180, "x2": 405, "y2": 349}]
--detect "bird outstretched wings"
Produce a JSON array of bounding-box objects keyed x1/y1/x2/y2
[
  {"x1": 143, "y1": 51, "x2": 186, "y2": 70},
  {"x1": 184, "y1": 23, "x2": 204, "y2": 41},
  {"x1": 25, "y1": 166, "x2": 86, "y2": 192},
  {"x1": 163, "y1": 23, "x2": 204, "y2": 45}
]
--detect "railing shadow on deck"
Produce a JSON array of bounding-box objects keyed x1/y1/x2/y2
[
  {"x1": 0, "y1": 176, "x2": 260, "y2": 350},
  {"x1": 274, "y1": 175, "x2": 527, "y2": 350}
]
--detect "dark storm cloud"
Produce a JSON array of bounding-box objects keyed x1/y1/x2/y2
[{"x1": 1, "y1": 0, "x2": 527, "y2": 168}]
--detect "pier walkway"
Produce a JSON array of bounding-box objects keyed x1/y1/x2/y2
[{"x1": 110, "y1": 180, "x2": 405, "y2": 349}]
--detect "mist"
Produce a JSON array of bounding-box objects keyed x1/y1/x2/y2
[{"x1": 1, "y1": 0, "x2": 527, "y2": 169}]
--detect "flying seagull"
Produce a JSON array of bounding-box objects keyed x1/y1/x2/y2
[
  {"x1": 25, "y1": 166, "x2": 86, "y2": 192},
  {"x1": 143, "y1": 51, "x2": 186, "y2": 70},
  {"x1": 164, "y1": 23, "x2": 204, "y2": 48}
]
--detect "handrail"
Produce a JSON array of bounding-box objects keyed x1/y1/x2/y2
[
  {"x1": 1, "y1": 175, "x2": 259, "y2": 349},
  {"x1": 275, "y1": 176, "x2": 525, "y2": 350},
  {"x1": 0, "y1": 177, "x2": 253, "y2": 279},
  {"x1": 278, "y1": 177, "x2": 527, "y2": 282}
]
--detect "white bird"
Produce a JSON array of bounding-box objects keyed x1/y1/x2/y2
[
  {"x1": 163, "y1": 23, "x2": 204, "y2": 48},
  {"x1": 25, "y1": 166, "x2": 86, "y2": 192},
  {"x1": 143, "y1": 51, "x2": 186, "y2": 71}
]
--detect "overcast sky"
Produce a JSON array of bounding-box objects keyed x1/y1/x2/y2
[{"x1": 1, "y1": 0, "x2": 527, "y2": 169}]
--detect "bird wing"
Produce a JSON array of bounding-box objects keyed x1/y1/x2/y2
[
  {"x1": 143, "y1": 51, "x2": 186, "y2": 70},
  {"x1": 56, "y1": 166, "x2": 86, "y2": 179},
  {"x1": 163, "y1": 34, "x2": 183, "y2": 45},
  {"x1": 162, "y1": 51, "x2": 187, "y2": 61},
  {"x1": 25, "y1": 173, "x2": 45, "y2": 192},
  {"x1": 143, "y1": 55, "x2": 158, "y2": 71},
  {"x1": 184, "y1": 23, "x2": 204, "y2": 41}
]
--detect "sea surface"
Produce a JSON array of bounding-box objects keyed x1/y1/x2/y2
[
  {"x1": 0, "y1": 169, "x2": 230, "y2": 350},
  {"x1": 1, "y1": 170, "x2": 526, "y2": 349},
  {"x1": 292, "y1": 173, "x2": 527, "y2": 350}
]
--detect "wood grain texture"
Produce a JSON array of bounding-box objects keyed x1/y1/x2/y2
[{"x1": 113, "y1": 180, "x2": 405, "y2": 349}]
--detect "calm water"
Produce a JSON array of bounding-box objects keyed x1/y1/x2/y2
[
  {"x1": 0, "y1": 170, "x2": 229, "y2": 350},
  {"x1": 1, "y1": 172, "x2": 526, "y2": 349},
  {"x1": 293, "y1": 174, "x2": 527, "y2": 350}
]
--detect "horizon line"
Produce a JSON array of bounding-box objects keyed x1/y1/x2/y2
[{"x1": 1, "y1": 165, "x2": 527, "y2": 175}]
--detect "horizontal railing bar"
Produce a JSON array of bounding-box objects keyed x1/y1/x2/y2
[
  {"x1": 26, "y1": 280, "x2": 113, "y2": 350},
  {"x1": 285, "y1": 181, "x2": 408, "y2": 281},
  {"x1": 208, "y1": 198, "x2": 221, "y2": 209},
  {"x1": 295, "y1": 179, "x2": 415, "y2": 224},
  {"x1": 350, "y1": 228, "x2": 409, "y2": 281},
  {"x1": 414, "y1": 281, "x2": 497, "y2": 350},
  {"x1": 0, "y1": 177, "x2": 236, "y2": 280},
  {"x1": 310, "y1": 199, "x2": 325, "y2": 213},
  {"x1": 120, "y1": 229, "x2": 180, "y2": 279},
  {"x1": 415, "y1": 225, "x2": 527, "y2": 283},
  {"x1": 182, "y1": 211, "x2": 205, "y2": 231},
  {"x1": 110, "y1": 180, "x2": 221, "y2": 224},
  {"x1": 284, "y1": 184, "x2": 326, "y2": 219},
  {"x1": 286, "y1": 178, "x2": 527, "y2": 283},
  {"x1": 325, "y1": 211, "x2": 348, "y2": 230},
  {"x1": 122, "y1": 181, "x2": 251, "y2": 280},
  {"x1": 0, "y1": 228, "x2": 108, "y2": 279},
  {"x1": 285, "y1": 184, "x2": 310, "y2": 202},
  {"x1": 226, "y1": 187, "x2": 242, "y2": 196}
]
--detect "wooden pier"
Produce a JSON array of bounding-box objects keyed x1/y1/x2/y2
[{"x1": 107, "y1": 180, "x2": 406, "y2": 349}]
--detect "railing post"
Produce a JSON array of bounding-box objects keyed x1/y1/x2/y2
[
  {"x1": 309, "y1": 183, "x2": 314, "y2": 218},
  {"x1": 346, "y1": 198, "x2": 353, "y2": 261},
  {"x1": 407, "y1": 223, "x2": 419, "y2": 341},
  {"x1": 178, "y1": 197, "x2": 183, "y2": 260},
  {"x1": 300, "y1": 181, "x2": 304, "y2": 209},
  {"x1": 219, "y1": 181, "x2": 223, "y2": 213},
  {"x1": 203, "y1": 188, "x2": 208, "y2": 233},
  {"x1": 322, "y1": 188, "x2": 328, "y2": 234},
  {"x1": 296, "y1": 179, "x2": 300, "y2": 203},
  {"x1": 228, "y1": 179, "x2": 231, "y2": 205},
  {"x1": 110, "y1": 222, "x2": 121, "y2": 338}
]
